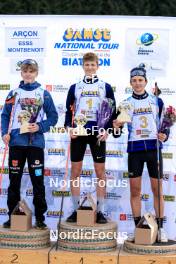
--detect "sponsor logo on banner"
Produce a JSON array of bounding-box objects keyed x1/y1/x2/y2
[
  {"x1": 52, "y1": 190, "x2": 71, "y2": 197},
  {"x1": 119, "y1": 213, "x2": 133, "y2": 221},
  {"x1": 152, "y1": 87, "x2": 176, "y2": 95},
  {"x1": 0, "y1": 208, "x2": 8, "y2": 215},
  {"x1": 141, "y1": 194, "x2": 149, "y2": 201},
  {"x1": 106, "y1": 192, "x2": 121, "y2": 200},
  {"x1": 46, "y1": 84, "x2": 68, "y2": 92},
  {"x1": 48, "y1": 148, "x2": 65, "y2": 156},
  {"x1": 160, "y1": 87, "x2": 176, "y2": 95},
  {"x1": 46, "y1": 210, "x2": 64, "y2": 218},
  {"x1": 44, "y1": 169, "x2": 65, "y2": 177},
  {"x1": 80, "y1": 170, "x2": 93, "y2": 177},
  {"x1": 163, "y1": 195, "x2": 175, "y2": 202},
  {"x1": 0, "y1": 84, "x2": 10, "y2": 90},
  {"x1": 136, "y1": 32, "x2": 158, "y2": 56},
  {"x1": 120, "y1": 214, "x2": 127, "y2": 221},
  {"x1": 5, "y1": 27, "x2": 46, "y2": 57},
  {"x1": 161, "y1": 88, "x2": 176, "y2": 95},
  {"x1": 137, "y1": 32, "x2": 159, "y2": 46},
  {"x1": 54, "y1": 28, "x2": 119, "y2": 66},
  {"x1": 106, "y1": 150, "x2": 123, "y2": 157},
  {"x1": 44, "y1": 169, "x2": 51, "y2": 176},
  {"x1": 126, "y1": 29, "x2": 169, "y2": 67},
  {"x1": 162, "y1": 153, "x2": 173, "y2": 159}
]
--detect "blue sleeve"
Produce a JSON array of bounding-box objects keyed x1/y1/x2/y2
[
  {"x1": 1, "y1": 91, "x2": 13, "y2": 137},
  {"x1": 64, "y1": 84, "x2": 76, "y2": 128},
  {"x1": 158, "y1": 97, "x2": 163, "y2": 119},
  {"x1": 158, "y1": 97, "x2": 170, "y2": 141},
  {"x1": 37, "y1": 90, "x2": 58, "y2": 133},
  {"x1": 104, "y1": 83, "x2": 116, "y2": 130}
]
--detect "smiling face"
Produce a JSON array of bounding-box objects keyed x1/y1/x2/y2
[
  {"x1": 83, "y1": 60, "x2": 99, "y2": 77},
  {"x1": 130, "y1": 76, "x2": 147, "y2": 95},
  {"x1": 21, "y1": 67, "x2": 38, "y2": 84}
]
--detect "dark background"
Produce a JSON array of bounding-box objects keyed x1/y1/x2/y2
[{"x1": 0, "y1": 0, "x2": 176, "y2": 16}]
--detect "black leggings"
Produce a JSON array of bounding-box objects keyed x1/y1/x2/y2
[
  {"x1": 8, "y1": 146, "x2": 47, "y2": 221},
  {"x1": 128, "y1": 149, "x2": 163, "y2": 178},
  {"x1": 71, "y1": 135, "x2": 106, "y2": 163}
]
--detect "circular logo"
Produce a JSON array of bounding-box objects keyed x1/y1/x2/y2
[{"x1": 136, "y1": 33, "x2": 159, "y2": 46}]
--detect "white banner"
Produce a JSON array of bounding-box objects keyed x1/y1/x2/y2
[{"x1": 0, "y1": 15, "x2": 176, "y2": 242}]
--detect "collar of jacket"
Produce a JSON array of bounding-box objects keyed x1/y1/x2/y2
[
  {"x1": 19, "y1": 80, "x2": 41, "y2": 91},
  {"x1": 132, "y1": 91, "x2": 148, "y2": 100}
]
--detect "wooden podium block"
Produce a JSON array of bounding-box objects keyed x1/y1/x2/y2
[
  {"x1": 119, "y1": 248, "x2": 176, "y2": 264},
  {"x1": 50, "y1": 247, "x2": 120, "y2": 264},
  {"x1": 0, "y1": 247, "x2": 50, "y2": 264}
]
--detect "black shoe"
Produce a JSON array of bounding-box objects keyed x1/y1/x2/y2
[
  {"x1": 66, "y1": 211, "x2": 77, "y2": 223},
  {"x1": 35, "y1": 220, "x2": 47, "y2": 230},
  {"x1": 3, "y1": 219, "x2": 11, "y2": 228},
  {"x1": 96, "y1": 211, "x2": 107, "y2": 224}
]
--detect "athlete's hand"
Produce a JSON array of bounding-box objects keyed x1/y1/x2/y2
[
  {"x1": 97, "y1": 131, "x2": 108, "y2": 142},
  {"x1": 68, "y1": 128, "x2": 78, "y2": 139},
  {"x1": 28, "y1": 123, "x2": 39, "y2": 133},
  {"x1": 158, "y1": 132, "x2": 167, "y2": 142},
  {"x1": 2, "y1": 134, "x2": 10, "y2": 145},
  {"x1": 113, "y1": 119, "x2": 124, "y2": 129}
]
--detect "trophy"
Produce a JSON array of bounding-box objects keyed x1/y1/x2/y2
[
  {"x1": 73, "y1": 114, "x2": 88, "y2": 136},
  {"x1": 117, "y1": 101, "x2": 132, "y2": 123},
  {"x1": 18, "y1": 110, "x2": 32, "y2": 134}
]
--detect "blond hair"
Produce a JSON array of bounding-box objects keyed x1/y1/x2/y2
[{"x1": 83, "y1": 52, "x2": 98, "y2": 65}]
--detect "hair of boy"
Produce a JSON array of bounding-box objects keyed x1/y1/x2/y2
[
  {"x1": 83, "y1": 52, "x2": 99, "y2": 65},
  {"x1": 21, "y1": 59, "x2": 38, "y2": 72}
]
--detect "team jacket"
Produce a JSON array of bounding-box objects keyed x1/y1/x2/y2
[
  {"x1": 64, "y1": 76, "x2": 116, "y2": 130},
  {"x1": 1, "y1": 81, "x2": 58, "y2": 148},
  {"x1": 126, "y1": 91, "x2": 169, "y2": 152}
]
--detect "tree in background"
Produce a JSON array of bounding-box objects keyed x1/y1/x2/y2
[{"x1": 0, "y1": 0, "x2": 176, "y2": 16}]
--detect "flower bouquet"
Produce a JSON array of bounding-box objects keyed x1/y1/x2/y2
[
  {"x1": 96, "y1": 98, "x2": 114, "y2": 145},
  {"x1": 160, "y1": 106, "x2": 176, "y2": 132},
  {"x1": 18, "y1": 97, "x2": 43, "y2": 134}
]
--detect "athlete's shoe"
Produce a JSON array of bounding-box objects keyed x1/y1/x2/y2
[
  {"x1": 96, "y1": 211, "x2": 107, "y2": 224},
  {"x1": 66, "y1": 211, "x2": 77, "y2": 223}
]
